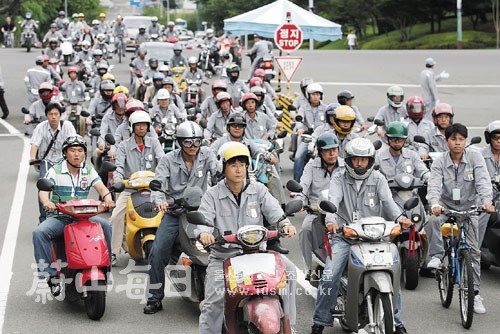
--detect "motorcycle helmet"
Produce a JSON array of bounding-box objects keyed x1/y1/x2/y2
[
  {"x1": 62, "y1": 19, "x2": 69, "y2": 26},
  {"x1": 300, "y1": 77, "x2": 313, "y2": 96},
  {"x1": 306, "y1": 83, "x2": 323, "y2": 100},
  {"x1": 249, "y1": 77, "x2": 263, "y2": 88},
  {"x1": 241, "y1": 93, "x2": 258, "y2": 110},
  {"x1": 156, "y1": 88, "x2": 170, "y2": 100},
  {"x1": 226, "y1": 63, "x2": 240, "y2": 81},
  {"x1": 129, "y1": 110, "x2": 151, "y2": 134},
  {"x1": 344, "y1": 138, "x2": 376, "y2": 180},
  {"x1": 79, "y1": 13, "x2": 85, "y2": 19},
  {"x1": 253, "y1": 68, "x2": 266, "y2": 78},
  {"x1": 162, "y1": 76, "x2": 175, "y2": 87},
  {"x1": 173, "y1": 43, "x2": 182, "y2": 51},
  {"x1": 125, "y1": 99, "x2": 145, "y2": 118},
  {"x1": 325, "y1": 103, "x2": 340, "y2": 126},
  {"x1": 159, "y1": 64, "x2": 170, "y2": 75},
  {"x1": 92, "y1": 19, "x2": 99, "y2": 26},
  {"x1": 113, "y1": 85, "x2": 129, "y2": 97},
  {"x1": 148, "y1": 58, "x2": 159, "y2": 70},
  {"x1": 38, "y1": 82, "x2": 54, "y2": 101},
  {"x1": 216, "y1": 141, "x2": 251, "y2": 174},
  {"x1": 58, "y1": 11, "x2": 66, "y2": 17},
  {"x1": 188, "y1": 56, "x2": 198, "y2": 65},
  {"x1": 100, "y1": 80, "x2": 115, "y2": 101},
  {"x1": 406, "y1": 96, "x2": 425, "y2": 122},
  {"x1": 386, "y1": 121, "x2": 408, "y2": 139},
  {"x1": 42, "y1": 54, "x2": 50, "y2": 62},
  {"x1": 35, "y1": 55, "x2": 44, "y2": 65},
  {"x1": 250, "y1": 86, "x2": 265, "y2": 107},
  {"x1": 485, "y1": 120, "x2": 500, "y2": 144},
  {"x1": 111, "y1": 93, "x2": 128, "y2": 110},
  {"x1": 139, "y1": 25, "x2": 146, "y2": 32},
  {"x1": 168, "y1": 21, "x2": 175, "y2": 27},
  {"x1": 332, "y1": 105, "x2": 356, "y2": 135},
  {"x1": 176, "y1": 121, "x2": 203, "y2": 146},
  {"x1": 97, "y1": 61, "x2": 109, "y2": 75},
  {"x1": 62, "y1": 135, "x2": 87, "y2": 158},
  {"x1": 97, "y1": 33, "x2": 106, "y2": 43},
  {"x1": 25, "y1": 13, "x2": 32, "y2": 19},
  {"x1": 386, "y1": 85, "x2": 404, "y2": 108},
  {"x1": 81, "y1": 40, "x2": 91, "y2": 50},
  {"x1": 215, "y1": 91, "x2": 232, "y2": 108},
  {"x1": 151, "y1": 17, "x2": 158, "y2": 23},
  {"x1": 206, "y1": 28, "x2": 214, "y2": 38},
  {"x1": 317, "y1": 132, "x2": 340, "y2": 156},
  {"x1": 226, "y1": 111, "x2": 246, "y2": 132},
  {"x1": 102, "y1": 73, "x2": 115, "y2": 82},
  {"x1": 67, "y1": 66, "x2": 79, "y2": 74},
  {"x1": 72, "y1": 13, "x2": 78, "y2": 20},
  {"x1": 432, "y1": 102, "x2": 454, "y2": 126},
  {"x1": 212, "y1": 80, "x2": 227, "y2": 96},
  {"x1": 99, "y1": 13, "x2": 106, "y2": 19},
  {"x1": 152, "y1": 72, "x2": 165, "y2": 90},
  {"x1": 337, "y1": 90, "x2": 354, "y2": 105}
]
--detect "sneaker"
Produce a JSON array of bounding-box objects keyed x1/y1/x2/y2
[
  {"x1": 474, "y1": 295, "x2": 486, "y2": 314},
  {"x1": 144, "y1": 300, "x2": 163, "y2": 314},
  {"x1": 111, "y1": 254, "x2": 117, "y2": 266},
  {"x1": 47, "y1": 276, "x2": 62, "y2": 297},
  {"x1": 427, "y1": 256, "x2": 442, "y2": 269},
  {"x1": 395, "y1": 324, "x2": 408, "y2": 334},
  {"x1": 311, "y1": 324, "x2": 324, "y2": 334}
]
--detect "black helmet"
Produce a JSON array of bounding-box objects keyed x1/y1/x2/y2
[
  {"x1": 337, "y1": 90, "x2": 354, "y2": 105},
  {"x1": 148, "y1": 58, "x2": 159, "y2": 69},
  {"x1": 62, "y1": 135, "x2": 87, "y2": 157},
  {"x1": 300, "y1": 77, "x2": 314, "y2": 95},
  {"x1": 226, "y1": 63, "x2": 240, "y2": 76},
  {"x1": 226, "y1": 112, "x2": 246, "y2": 131}
]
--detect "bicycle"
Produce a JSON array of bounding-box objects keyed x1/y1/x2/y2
[
  {"x1": 436, "y1": 206, "x2": 483, "y2": 329},
  {"x1": 3, "y1": 31, "x2": 14, "y2": 48},
  {"x1": 115, "y1": 37, "x2": 124, "y2": 63}
]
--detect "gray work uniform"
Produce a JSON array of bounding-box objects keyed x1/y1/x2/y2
[
  {"x1": 311, "y1": 124, "x2": 359, "y2": 158},
  {"x1": 181, "y1": 68, "x2": 205, "y2": 83},
  {"x1": 74, "y1": 50, "x2": 93, "y2": 66},
  {"x1": 204, "y1": 109, "x2": 234, "y2": 139},
  {"x1": 296, "y1": 102, "x2": 326, "y2": 132},
  {"x1": 292, "y1": 94, "x2": 308, "y2": 118},
  {"x1": 403, "y1": 118, "x2": 434, "y2": 153},
  {"x1": 169, "y1": 55, "x2": 188, "y2": 67},
  {"x1": 111, "y1": 122, "x2": 158, "y2": 153},
  {"x1": 110, "y1": 134, "x2": 165, "y2": 254},
  {"x1": 150, "y1": 104, "x2": 185, "y2": 123},
  {"x1": 98, "y1": 110, "x2": 126, "y2": 147},
  {"x1": 194, "y1": 179, "x2": 296, "y2": 333},
  {"x1": 374, "y1": 104, "x2": 408, "y2": 132},
  {"x1": 247, "y1": 40, "x2": 270, "y2": 80},
  {"x1": 419, "y1": 126, "x2": 448, "y2": 156},
  {"x1": 43, "y1": 30, "x2": 64, "y2": 44},
  {"x1": 88, "y1": 95, "x2": 112, "y2": 119},
  {"x1": 243, "y1": 111, "x2": 276, "y2": 140},
  {"x1": 135, "y1": 32, "x2": 149, "y2": 45},
  {"x1": 24, "y1": 65, "x2": 51, "y2": 104},
  {"x1": 225, "y1": 78, "x2": 248, "y2": 107},
  {"x1": 426, "y1": 149, "x2": 493, "y2": 291},
  {"x1": 61, "y1": 80, "x2": 86, "y2": 100},
  {"x1": 297, "y1": 157, "x2": 345, "y2": 270},
  {"x1": 147, "y1": 23, "x2": 162, "y2": 36},
  {"x1": 420, "y1": 68, "x2": 445, "y2": 121},
  {"x1": 477, "y1": 146, "x2": 500, "y2": 247},
  {"x1": 200, "y1": 96, "x2": 218, "y2": 119}
]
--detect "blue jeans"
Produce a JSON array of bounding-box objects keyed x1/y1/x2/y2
[
  {"x1": 293, "y1": 142, "x2": 308, "y2": 182},
  {"x1": 32, "y1": 215, "x2": 112, "y2": 278},
  {"x1": 38, "y1": 160, "x2": 54, "y2": 223},
  {"x1": 146, "y1": 213, "x2": 179, "y2": 302},
  {"x1": 313, "y1": 235, "x2": 404, "y2": 327}
]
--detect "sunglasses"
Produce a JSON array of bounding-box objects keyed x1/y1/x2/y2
[
  {"x1": 230, "y1": 124, "x2": 245, "y2": 129},
  {"x1": 182, "y1": 138, "x2": 202, "y2": 148},
  {"x1": 491, "y1": 134, "x2": 500, "y2": 141}
]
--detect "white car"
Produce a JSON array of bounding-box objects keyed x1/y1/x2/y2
[{"x1": 123, "y1": 16, "x2": 158, "y2": 51}]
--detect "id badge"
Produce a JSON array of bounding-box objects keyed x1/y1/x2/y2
[
  {"x1": 353, "y1": 211, "x2": 359, "y2": 221},
  {"x1": 250, "y1": 209, "x2": 257, "y2": 218},
  {"x1": 320, "y1": 114, "x2": 325, "y2": 121},
  {"x1": 405, "y1": 162, "x2": 412, "y2": 174},
  {"x1": 197, "y1": 166, "x2": 203, "y2": 178},
  {"x1": 452, "y1": 188, "x2": 461, "y2": 201}
]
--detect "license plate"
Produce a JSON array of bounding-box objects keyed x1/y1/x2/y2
[{"x1": 364, "y1": 252, "x2": 393, "y2": 266}]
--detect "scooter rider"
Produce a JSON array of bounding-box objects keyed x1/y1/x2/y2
[
  {"x1": 135, "y1": 25, "x2": 149, "y2": 48},
  {"x1": 224, "y1": 63, "x2": 248, "y2": 107},
  {"x1": 43, "y1": 38, "x2": 63, "y2": 61},
  {"x1": 110, "y1": 110, "x2": 165, "y2": 263},
  {"x1": 61, "y1": 66, "x2": 86, "y2": 101},
  {"x1": 297, "y1": 133, "x2": 345, "y2": 281},
  {"x1": 163, "y1": 21, "x2": 176, "y2": 39},
  {"x1": 150, "y1": 89, "x2": 185, "y2": 122},
  {"x1": 90, "y1": 61, "x2": 110, "y2": 92},
  {"x1": 170, "y1": 43, "x2": 188, "y2": 67},
  {"x1": 419, "y1": 102, "x2": 454, "y2": 159},
  {"x1": 43, "y1": 23, "x2": 64, "y2": 45},
  {"x1": 147, "y1": 17, "x2": 162, "y2": 37},
  {"x1": 403, "y1": 96, "x2": 434, "y2": 152},
  {"x1": 293, "y1": 77, "x2": 314, "y2": 115},
  {"x1": 247, "y1": 33, "x2": 270, "y2": 81},
  {"x1": 161, "y1": 76, "x2": 185, "y2": 113},
  {"x1": 24, "y1": 56, "x2": 51, "y2": 104},
  {"x1": 181, "y1": 56, "x2": 206, "y2": 84},
  {"x1": 241, "y1": 92, "x2": 276, "y2": 140},
  {"x1": 293, "y1": 83, "x2": 326, "y2": 182},
  {"x1": 426, "y1": 123, "x2": 495, "y2": 314},
  {"x1": 32, "y1": 134, "x2": 114, "y2": 295},
  {"x1": 200, "y1": 80, "x2": 227, "y2": 119},
  {"x1": 375, "y1": 85, "x2": 408, "y2": 137},
  {"x1": 204, "y1": 91, "x2": 235, "y2": 140},
  {"x1": 87, "y1": 80, "x2": 115, "y2": 126},
  {"x1": 143, "y1": 72, "x2": 164, "y2": 104},
  {"x1": 24, "y1": 82, "x2": 58, "y2": 136},
  {"x1": 113, "y1": 15, "x2": 127, "y2": 57},
  {"x1": 337, "y1": 90, "x2": 366, "y2": 130},
  {"x1": 250, "y1": 85, "x2": 275, "y2": 119},
  {"x1": 112, "y1": 99, "x2": 159, "y2": 148},
  {"x1": 196, "y1": 142, "x2": 297, "y2": 333},
  {"x1": 20, "y1": 13, "x2": 39, "y2": 46},
  {"x1": 143, "y1": 58, "x2": 159, "y2": 82},
  {"x1": 54, "y1": 10, "x2": 66, "y2": 30},
  {"x1": 203, "y1": 28, "x2": 220, "y2": 66},
  {"x1": 310, "y1": 137, "x2": 412, "y2": 334},
  {"x1": 98, "y1": 93, "x2": 128, "y2": 150},
  {"x1": 478, "y1": 121, "x2": 500, "y2": 247},
  {"x1": 144, "y1": 121, "x2": 217, "y2": 314}
]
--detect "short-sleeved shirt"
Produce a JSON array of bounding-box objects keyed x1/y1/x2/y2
[{"x1": 31, "y1": 120, "x2": 77, "y2": 164}]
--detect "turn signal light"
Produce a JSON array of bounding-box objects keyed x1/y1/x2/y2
[
  {"x1": 390, "y1": 225, "x2": 402, "y2": 239},
  {"x1": 342, "y1": 227, "x2": 358, "y2": 238}
]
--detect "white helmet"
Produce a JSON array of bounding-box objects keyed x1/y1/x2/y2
[
  {"x1": 206, "y1": 28, "x2": 214, "y2": 37},
  {"x1": 156, "y1": 88, "x2": 171, "y2": 100},
  {"x1": 306, "y1": 83, "x2": 323, "y2": 100},
  {"x1": 216, "y1": 141, "x2": 251, "y2": 174},
  {"x1": 344, "y1": 138, "x2": 376, "y2": 180},
  {"x1": 129, "y1": 110, "x2": 150, "y2": 133},
  {"x1": 188, "y1": 56, "x2": 198, "y2": 65}
]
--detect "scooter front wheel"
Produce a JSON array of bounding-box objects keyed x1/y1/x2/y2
[
  {"x1": 84, "y1": 280, "x2": 106, "y2": 320},
  {"x1": 373, "y1": 293, "x2": 393, "y2": 334},
  {"x1": 401, "y1": 250, "x2": 419, "y2": 290}
]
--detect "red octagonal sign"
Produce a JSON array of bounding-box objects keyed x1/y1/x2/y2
[{"x1": 274, "y1": 23, "x2": 303, "y2": 52}]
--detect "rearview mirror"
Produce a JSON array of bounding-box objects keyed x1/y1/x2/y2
[
  {"x1": 149, "y1": 179, "x2": 162, "y2": 192},
  {"x1": 89, "y1": 128, "x2": 100, "y2": 137},
  {"x1": 104, "y1": 133, "x2": 116, "y2": 145},
  {"x1": 285, "y1": 199, "x2": 303, "y2": 215},
  {"x1": 403, "y1": 197, "x2": 419, "y2": 211},
  {"x1": 413, "y1": 135, "x2": 426, "y2": 144},
  {"x1": 277, "y1": 129, "x2": 288, "y2": 139},
  {"x1": 286, "y1": 179, "x2": 303, "y2": 193},
  {"x1": 374, "y1": 119, "x2": 384, "y2": 126},
  {"x1": 319, "y1": 200, "x2": 337, "y2": 214},
  {"x1": 80, "y1": 110, "x2": 90, "y2": 117},
  {"x1": 186, "y1": 211, "x2": 213, "y2": 227},
  {"x1": 36, "y1": 178, "x2": 54, "y2": 192},
  {"x1": 470, "y1": 136, "x2": 481, "y2": 145},
  {"x1": 111, "y1": 182, "x2": 125, "y2": 192},
  {"x1": 100, "y1": 161, "x2": 116, "y2": 173}
]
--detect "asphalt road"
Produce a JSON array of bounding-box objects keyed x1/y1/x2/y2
[{"x1": 1, "y1": 46, "x2": 500, "y2": 334}]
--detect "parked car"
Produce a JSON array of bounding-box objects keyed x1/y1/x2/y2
[
  {"x1": 139, "y1": 41, "x2": 175, "y2": 65},
  {"x1": 123, "y1": 16, "x2": 158, "y2": 51}
]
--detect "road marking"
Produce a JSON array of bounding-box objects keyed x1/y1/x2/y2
[
  {"x1": 0, "y1": 120, "x2": 30, "y2": 333},
  {"x1": 279, "y1": 81, "x2": 500, "y2": 89}
]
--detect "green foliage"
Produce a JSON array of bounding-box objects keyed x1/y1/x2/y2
[{"x1": 142, "y1": 7, "x2": 198, "y2": 31}]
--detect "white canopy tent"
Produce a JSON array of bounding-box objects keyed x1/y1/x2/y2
[{"x1": 223, "y1": 0, "x2": 342, "y2": 45}]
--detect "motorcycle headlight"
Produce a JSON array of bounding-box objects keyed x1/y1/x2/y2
[
  {"x1": 362, "y1": 223, "x2": 385, "y2": 239},
  {"x1": 165, "y1": 127, "x2": 176, "y2": 136},
  {"x1": 129, "y1": 178, "x2": 146, "y2": 187},
  {"x1": 66, "y1": 205, "x2": 101, "y2": 214},
  {"x1": 237, "y1": 225, "x2": 267, "y2": 247}
]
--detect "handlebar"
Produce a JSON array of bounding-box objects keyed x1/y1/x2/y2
[{"x1": 442, "y1": 207, "x2": 484, "y2": 217}]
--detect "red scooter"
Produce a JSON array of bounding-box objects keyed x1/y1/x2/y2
[
  {"x1": 37, "y1": 178, "x2": 111, "y2": 321},
  {"x1": 187, "y1": 211, "x2": 297, "y2": 334}
]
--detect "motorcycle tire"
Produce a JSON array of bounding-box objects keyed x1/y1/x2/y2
[
  {"x1": 437, "y1": 246, "x2": 454, "y2": 308},
  {"x1": 401, "y1": 250, "x2": 419, "y2": 290},
  {"x1": 339, "y1": 317, "x2": 351, "y2": 333},
  {"x1": 373, "y1": 292, "x2": 393, "y2": 334},
  {"x1": 64, "y1": 282, "x2": 79, "y2": 303},
  {"x1": 64, "y1": 55, "x2": 69, "y2": 67},
  {"x1": 26, "y1": 40, "x2": 31, "y2": 53},
  {"x1": 84, "y1": 280, "x2": 106, "y2": 320},
  {"x1": 459, "y1": 250, "x2": 474, "y2": 329}
]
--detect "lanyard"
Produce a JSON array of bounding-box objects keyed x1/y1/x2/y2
[{"x1": 69, "y1": 170, "x2": 80, "y2": 197}]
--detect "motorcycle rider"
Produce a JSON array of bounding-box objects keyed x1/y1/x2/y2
[
  {"x1": 250, "y1": 85, "x2": 275, "y2": 119},
  {"x1": 426, "y1": 123, "x2": 495, "y2": 314},
  {"x1": 24, "y1": 55, "x2": 51, "y2": 104},
  {"x1": 293, "y1": 77, "x2": 314, "y2": 114},
  {"x1": 43, "y1": 38, "x2": 63, "y2": 61},
  {"x1": 20, "y1": 12, "x2": 39, "y2": 46},
  {"x1": 293, "y1": 83, "x2": 326, "y2": 182},
  {"x1": 78, "y1": 25, "x2": 94, "y2": 47},
  {"x1": 419, "y1": 102, "x2": 453, "y2": 159},
  {"x1": 1, "y1": 16, "x2": 16, "y2": 48},
  {"x1": 181, "y1": 56, "x2": 206, "y2": 84},
  {"x1": 200, "y1": 80, "x2": 227, "y2": 119},
  {"x1": 297, "y1": 133, "x2": 345, "y2": 280},
  {"x1": 98, "y1": 93, "x2": 128, "y2": 150},
  {"x1": 312, "y1": 104, "x2": 359, "y2": 158},
  {"x1": 150, "y1": 89, "x2": 185, "y2": 123},
  {"x1": 161, "y1": 76, "x2": 185, "y2": 112},
  {"x1": 135, "y1": 25, "x2": 149, "y2": 49},
  {"x1": 29, "y1": 102, "x2": 77, "y2": 222},
  {"x1": 87, "y1": 80, "x2": 115, "y2": 126},
  {"x1": 110, "y1": 110, "x2": 165, "y2": 264},
  {"x1": 113, "y1": 15, "x2": 127, "y2": 57},
  {"x1": 90, "y1": 20, "x2": 101, "y2": 39},
  {"x1": 61, "y1": 66, "x2": 86, "y2": 101},
  {"x1": 374, "y1": 85, "x2": 408, "y2": 137},
  {"x1": 94, "y1": 33, "x2": 111, "y2": 59},
  {"x1": 247, "y1": 33, "x2": 271, "y2": 81},
  {"x1": 202, "y1": 28, "x2": 220, "y2": 66},
  {"x1": 74, "y1": 40, "x2": 93, "y2": 81},
  {"x1": 147, "y1": 17, "x2": 162, "y2": 37},
  {"x1": 32, "y1": 134, "x2": 114, "y2": 295},
  {"x1": 170, "y1": 43, "x2": 188, "y2": 67},
  {"x1": 241, "y1": 92, "x2": 276, "y2": 140},
  {"x1": 98, "y1": 13, "x2": 111, "y2": 36},
  {"x1": 59, "y1": 19, "x2": 71, "y2": 39},
  {"x1": 130, "y1": 48, "x2": 149, "y2": 98},
  {"x1": 403, "y1": 96, "x2": 434, "y2": 152},
  {"x1": 143, "y1": 58, "x2": 159, "y2": 82},
  {"x1": 53, "y1": 10, "x2": 66, "y2": 30},
  {"x1": 24, "y1": 82, "x2": 58, "y2": 136},
  {"x1": 224, "y1": 63, "x2": 248, "y2": 107},
  {"x1": 43, "y1": 23, "x2": 64, "y2": 45},
  {"x1": 90, "y1": 60, "x2": 109, "y2": 91},
  {"x1": 143, "y1": 72, "x2": 165, "y2": 104},
  {"x1": 68, "y1": 13, "x2": 82, "y2": 35},
  {"x1": 479, "y1": 121, "x2": 500, "y2": 249},
  {"x1": 204, "y1": 92, "x2": 235, "y2": 140},
  {"x1": 196, "y1": 141, "x2": 297, "y2": 333},
  {"x1": 310, "y1": 137, "x2": 412, "y2": 334},
  {"x1": 144, "y1": 121, "x2": 217, "y2": 314},
  {"x1": 40, "y1": 54, "x2": 62, "y2": 84},
  {"x1": 253, "y1": 68, "x2": 277, "y2": 100},
  {"x1": 337, "y1": 90, "x2": 367, "y2": 130}
]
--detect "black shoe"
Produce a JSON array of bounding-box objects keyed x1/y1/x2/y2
[
  {"x1": 111, "y1": 254, "x2": 117, "y2": 266},
  {"x1": 267, "y1": 238, "x2": 289, "y2": 254},
  {"x1": 420, "y1": 267, "x2": 436, "y2": 278},
  {"x1": 47, "y1": 276, "x2": 62, "y2": 297},
  {"x1": 305, "y1": 270, "x2": 311, "y2": 281},
  {"x1": 395, "y1": 324, "x2": 408, "y2": 334},
  {"x1": 1, "y1": 110, "x2": 8, "y2": 119},
  {"x1": 144, "y1": 300, "x2": 163, "y2": 314},
  {"x1": 311, "y1": 324, "x2": 324, "y2": 334}
]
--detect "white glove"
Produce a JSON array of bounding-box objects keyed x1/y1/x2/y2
[
  {"x1": 307, "y1": 142, "x2": 316, "y2": 154},
  {"x1": 440, "y1": 70, "x2": 450, "y2": 79}
]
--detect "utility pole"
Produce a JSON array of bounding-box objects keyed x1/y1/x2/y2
[{"x1": 457, "y1": 0, "x2": 463, "y2": 49}]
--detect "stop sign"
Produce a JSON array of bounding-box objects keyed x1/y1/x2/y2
[{"x1": 274, "y1": 23, "x2": 303, "y2": 52}]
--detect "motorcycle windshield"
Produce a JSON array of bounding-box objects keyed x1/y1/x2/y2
[{"x1": 230, "y1": 253, "x2": 276, "y2": 276}]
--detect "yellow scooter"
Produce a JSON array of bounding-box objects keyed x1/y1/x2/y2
[{"x1": 116, "y1": 170, "x2": 163, "y2": 261}]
